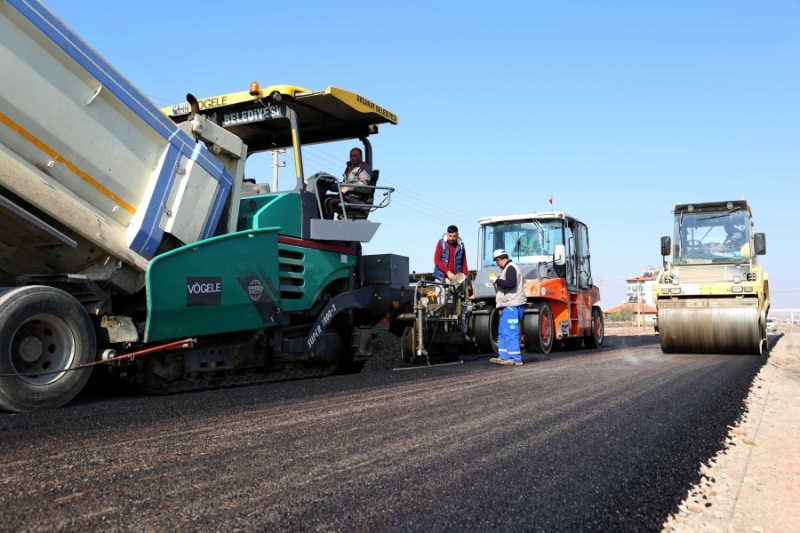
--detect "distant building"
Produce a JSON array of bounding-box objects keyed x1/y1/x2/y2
[
  {"x1": 625, "y1": 267, "x2": 658, "y2": 307},
  {"x1": 604, "y1": 302, "x2": 657, "y2": 326}
]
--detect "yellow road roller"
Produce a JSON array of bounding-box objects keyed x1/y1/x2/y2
[{"x1": 655, "y1": 200, "x2": 769, "y2": 355}]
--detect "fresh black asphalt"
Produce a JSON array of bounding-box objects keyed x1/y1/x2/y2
[{"x1": 0, "y1": 334, "x2": 773, "y2": 532}]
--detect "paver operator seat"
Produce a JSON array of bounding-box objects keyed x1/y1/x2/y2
[{"x1": 333, "y1": 169, "x2": 381, "y2": 221}]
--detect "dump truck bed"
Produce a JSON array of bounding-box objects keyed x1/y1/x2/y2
[{"x1": 0, "y1": 0, "x2": 236, "y2": 279}]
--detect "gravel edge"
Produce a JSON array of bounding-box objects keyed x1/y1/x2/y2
[{"x1": 662, "y1": 330, "x2": 800, "y2": 533}]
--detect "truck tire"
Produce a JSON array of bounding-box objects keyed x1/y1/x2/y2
[
  {"x1": 524, "y1": 302, "x2": 554, "y2": 354},
  {"x1": 474, "y1": 307, "x2": 499, "y2": 354},
  {"x1": 0, "y1": 286, "x2": 95, "y2": 412},
  {"x1": 584, "y1": 306, "x2": 604, "y2": 349}
]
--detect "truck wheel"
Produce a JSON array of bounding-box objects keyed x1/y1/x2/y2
[
  {"x1": 584, "y1": 306, "x2": 604, "y2": 349},
  {"x1": 474, "y1": 307, "x2": 499, "y2": 354},
  {"x1": 524, "y1": 302, "x2": 554, "y2": 354},
  {"x1": 0, "y1": 286, "x2": 95, "y2": 412}
]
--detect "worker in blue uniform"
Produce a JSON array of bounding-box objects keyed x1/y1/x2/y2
[{"x1": 490, "y1": 249, "x2": 526, "y2": 366}]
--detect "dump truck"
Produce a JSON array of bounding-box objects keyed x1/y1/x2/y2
[
  {"x1": 0, "y1": 0, "x2": 411, "y2": 412},
  {"x1": 654, "y1": 200, "x2": 769, "y2": 355},
  {"x1": 470, "y1": 212, "x2": 603, "y2": 355}
]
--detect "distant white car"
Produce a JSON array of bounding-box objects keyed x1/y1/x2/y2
[{"x1": 766, "y1": 318, "x2": 778, "y2": 333}]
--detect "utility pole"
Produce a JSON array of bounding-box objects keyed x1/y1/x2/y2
[
  {"x1": 637, "y1": 280, "x2": 643, "y2": 329},
  {"x1": 271, "y1": 149, "x2": 286, "y2": 192}
]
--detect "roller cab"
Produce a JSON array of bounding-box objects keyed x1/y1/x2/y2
[
  {"x1": 655, "y1": 200, "x2": 769, "y2": 355},
  {"x1": 471, "y1": 212, "x2": 603, "y2": 355}
]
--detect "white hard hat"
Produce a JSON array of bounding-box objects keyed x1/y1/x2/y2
[{"x1": 492, "y1": 249, "x2": 508, "y2": 260}]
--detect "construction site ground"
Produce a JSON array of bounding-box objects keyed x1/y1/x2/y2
[
  {"x1": 661, "y1": 327, "x2": 800, "y2": 533},
  {"x1": 0, "y1": 328, "x2": 797, "y2": 531}
]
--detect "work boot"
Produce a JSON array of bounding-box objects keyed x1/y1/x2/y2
[
  {"x1": 489, "y1": 357, "x2": 503, "y2": 364},
  {"x1": 499, "y1": 359, "x2": 523, "y2": 366}
]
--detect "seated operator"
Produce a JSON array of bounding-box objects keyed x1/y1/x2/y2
[
  {"x1": 516, "y1": 232, "x2": 540, "y2": 256},
  {"x1": 323, "y1": 147, "x2": 372, "y2": 219},
  {"x1": 723, "y1": 216, "x2": 746, "y2": 248}
]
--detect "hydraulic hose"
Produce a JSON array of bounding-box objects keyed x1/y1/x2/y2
[{"x1": 0, "y1": 338, "x2": 196, "y2": 378}]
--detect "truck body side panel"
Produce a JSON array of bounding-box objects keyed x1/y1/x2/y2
[{"x1": 0, "y1": 142, "x2": 151, "y2": 274}]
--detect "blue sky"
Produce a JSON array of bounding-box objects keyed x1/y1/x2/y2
[{"x1": 45, "y1": 0, "x2": 799, "y2": 308}]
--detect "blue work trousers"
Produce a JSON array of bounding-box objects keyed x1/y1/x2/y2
[{"x1": 498, "y1": 305, "x2": 524, "y2": 362}]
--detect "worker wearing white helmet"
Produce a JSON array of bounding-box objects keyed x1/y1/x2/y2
[{"x1": 491, "y1": 249, "x2": 526, "y2": 366}]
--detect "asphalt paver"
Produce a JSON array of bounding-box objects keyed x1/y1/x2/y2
[{"x1": 0, "y1": 335, "x2": 770, "y2": 532}]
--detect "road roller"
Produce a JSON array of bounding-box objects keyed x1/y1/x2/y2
[
  {"x1": 655, "y1": 200, "x2": 769, "y2": 355},
  {"x1": 470, "y1": 212, "x2": 603, "y2": 355}
]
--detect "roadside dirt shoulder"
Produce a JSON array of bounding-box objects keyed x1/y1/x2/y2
[
  {"x1": 606, "y1": 327, "x2": 658, "y2": 337},
  {"x1": 663, "y1": 329, "x2": 800, "y2": 533}
]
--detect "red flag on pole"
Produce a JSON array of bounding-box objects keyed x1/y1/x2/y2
[{"x1": 548, "y1": 195, "x2": 553, "y2": 205}]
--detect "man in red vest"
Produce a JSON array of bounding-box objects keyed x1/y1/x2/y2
[{"x1": 432, "y1": 225, "x2": 468, "y2": 304}]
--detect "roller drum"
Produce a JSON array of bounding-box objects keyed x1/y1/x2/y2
[{"x1": 658, "y1": 298, "x2": 761, "y2": 355}]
